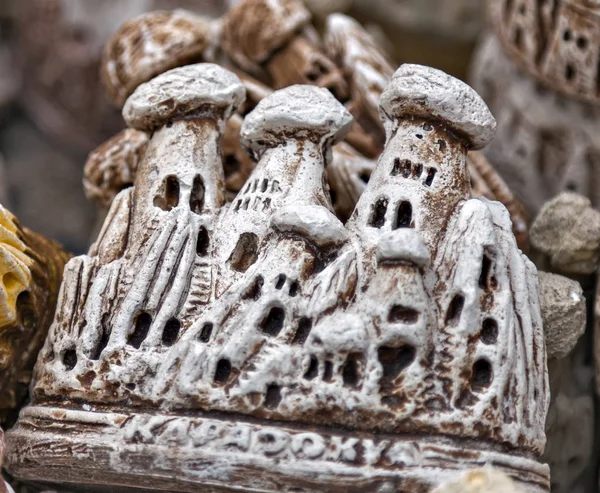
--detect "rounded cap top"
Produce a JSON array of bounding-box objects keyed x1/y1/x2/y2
[
  {"x1": 102, "y1": 10, "x2": 215, "y2": 108},
  {"x1": 221, "y1": 0, "x2": 311, "y2": 71},
  {"x1": 123, "y1": 64, "x2": 246, "y2": 131},
  {"x1": 380, "y1": 64, "x2": 496, "y2": 150},
  {"x1": 241, "y1": 85, "x2": 352, "y2": 157}
]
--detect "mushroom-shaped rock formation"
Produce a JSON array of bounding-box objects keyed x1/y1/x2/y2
[
  {"x1": 5, "y1": 64, "x2": 550, "y2": 493},
  {"x1": 123, "y1": 63, "x2": 246, "y2": 131},
  {"x1": 102, "y1": 10, "x2": 216, "y2": 108},
  {"x1": 220, "y1": 0, "x2": 348, "y2": 101},
  {"x1": 217, "y1": 85, "x2": 352, "y2": 294},
  {"x1": 471, "y1": 10, "x2": 600, "y2": 216},
  {"x1": 380, "y1": 64, "x2": 496, "y2": 150},
  {"x1": 241, "y1": 84, "x2": 352, "y2": 157},
  {"x1": 487, "y1": 0, "x2": 600, "y2": 104},
  {"x1": 221, "y1": 0, "x2": 311, "y2": 71}
]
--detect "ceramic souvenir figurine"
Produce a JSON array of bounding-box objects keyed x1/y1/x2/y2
[
  {"x1": 5, "y1": 62, "x2": 552, "y2": 493},
  {"x1": 0, "y1": 205, "x2": 69, "y2": 425},
  {"x1": 95, "y1": 1, "x2": 529, "y2": 238},
  {"x1": 471, "y1": 0, "x2": 600, "y2": 215}
]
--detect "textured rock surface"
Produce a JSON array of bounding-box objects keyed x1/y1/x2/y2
[
  {"x1": 530, "y1": 193, "x2": 600, "y2": 274},
  {"x1": 538, "y1": 271, "x2": 585, "y2": 359},
  {"x1": 5, "y1": 64, "x2": 550, "y2": 492}
]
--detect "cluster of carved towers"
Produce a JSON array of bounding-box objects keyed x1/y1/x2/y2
[{"x1": 3, "y1": 62, "x2": 550, "y2": 493}]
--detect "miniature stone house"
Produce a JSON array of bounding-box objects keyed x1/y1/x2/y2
[{"x1": 5, "y1": 63, "x2": 550, "y2": 493}]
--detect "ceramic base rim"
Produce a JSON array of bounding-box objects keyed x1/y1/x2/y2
[{"x1": 5, "y1": 406, "x2": 550, "y2": 493}]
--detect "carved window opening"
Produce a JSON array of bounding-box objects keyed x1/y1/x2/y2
[
  {"x1": 196, "y1": 227, "x2": 209, "y2": 256},
  {"x1": 445, "y1": 294, "x2": 465, "y2": 326},
  {"x1": 162, "y1": 318, "x2": 181, "y2": 346},
  {"x1": 128, "y1": 312, "x2": 152, "y2": 349},
  {"x1": 513, "y1": 27, "x2": 523, "y2": 49},
  {"x1": 481, "y1": 318, "x2": 499, "y2": 344},
  {"x1": 412, "y1": 162, "x2": 423, "y2": 179},
  {"x1": 323, "y1": 361, "x2": 334, "y2": 382},
  {"x1": 388, "y1": 305, "x2": 420, "y2": 324},
  {"x1": 261, "y1": 178, "x2": 269, "y2": 192},
  {"x1": 577, "y1": 36, "x2": 589, "y2": 50},
  {"x1": 369, "y1": 197, "x2": 388, "y2": 228},
  {"x1": 275, "y1": 274, "x2": 286, "y2": 290},
  {"x1": 16, "y1": 291, "x2": 35, "y2": 329},
  {"x1": 223, "y1": 153, "x2": 240, "y2": 176},
  {"x1": 479, "y1": 251, "x2": 497, "y2": 291},
  {"x1": 424, "y1": 167, "x2": 437, "y2": 187},
  {"x1": 214, "y1": 358, "x2": 232, "y2": 383},
  {"x1": 62, "y1": 348, "x2": 77, "y2": 370},
  {"x1": 303, "y1": 356, "x2": 319, "y2": 380},
  {"x1": 153, "y1": 175, "x2": 180, "y2": 211},
  {"x1": 264, "y1": 384, "x2": 282, "y2": 409},
  {"x1": 198, "y1": 322, "x2": 213, "y2": 343},
  {"x1": 306, "y1": 59, "x2": 327, "y2": 82},
  {"x1": 471, "y1": 359, "x2": 493, "y2": 391},
  {"x1": 292, "y1": 317, "x2": 312, "y2": 345},
  {"x1": 190, "y1": 175, "x2": 205, "y2": 214},
  {"x1": 392, "y1": 158, "x2": 412, "y2": 177},
  {"x1": 229, "y1": 232, "x2": 259, "y2": 272},
  {"x1": 289, "y1": 281, "x2": 299, "y2": 297},
  {"x1": 91, "y1": 315, "x2": 110, "y2": 360},
  {"x1": 566, "y1": 63, "x2": 576, "y2": 82},
  {"x1": 243, "y1": 275, "x2": 264, "y2": 300},
  {"x1": 342, "y1": 353, "x2": 362, "y2": 388},
  {"x1": 377, "y1": 345, "x2": 416, "y2": 381},
  {"x1": 394, "y1": 201, "x2": 412, "y2": 229},
  {"x1": 260, "y1": 306, "x2": 285, "y2": 336}
]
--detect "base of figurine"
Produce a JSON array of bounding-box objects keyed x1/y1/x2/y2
[{"x1": 6, "y1": 405, "x2": 549, "y2": 493}]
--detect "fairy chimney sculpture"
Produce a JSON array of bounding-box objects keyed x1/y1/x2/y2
[
  {"x1": 6, "y1": 63, "x2": 550, "y2": 493},
  {"x1": 471, "y1": 0, "x2": 600, "y2": 215}
]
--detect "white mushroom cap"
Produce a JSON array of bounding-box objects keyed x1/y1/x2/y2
[
  {"x1": 102, "y1": 10, "x2": 216, "y2": 108},
  {"x1": 376, "y1": 229, "x2": 430, "y2": 267},
  {"x1": 240, "y1": 85, "x2": 353, "y2": 157},
  {"x1": 380, "y1": 64, "x2": 496, "y2": 150},
  {"x1": 123, "y1": 64, "x2": 246, "y2": 131}
]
